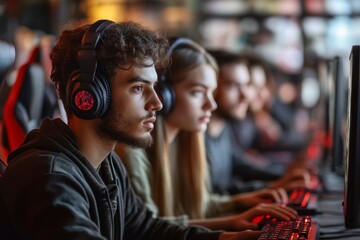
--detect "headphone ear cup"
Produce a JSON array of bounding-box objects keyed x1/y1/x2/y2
[
  {"x1": 93, "y1": 72, "x2": 111, "y2": 116},
  {"x1": 156, "y1": 77, "x2": 175, "y2": 116},
  {"x1": 155, "y1": 38, "x2": 198, "y2": 116},
  {"x1": 67, "y1": 71, "x2": 111, "y2": 119},
  {"x1": 65, "y1": 20, "x2": 115, "y2": 120}
]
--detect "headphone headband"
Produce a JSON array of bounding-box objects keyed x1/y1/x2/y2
[
  {"x1": 78, "y1": 20, "x2": 115, "y2": 84},
  {"x1": 166, "y1": 38, "x2": 206, "y2": 59},
  {"x1": 157, "y1": 37, "x2": 206, "y2": 115}
]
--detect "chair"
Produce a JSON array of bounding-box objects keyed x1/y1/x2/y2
[{"x1": 0, "y1": 45, "x2": 59, "y2": 164}]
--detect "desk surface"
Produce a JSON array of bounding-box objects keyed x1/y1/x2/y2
[{"x1": 313, "y1": 177, "x2": 360, "y2": 240}]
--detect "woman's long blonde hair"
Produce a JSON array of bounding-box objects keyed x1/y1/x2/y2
[{"x1": 148, "y1": 39, "x2": 218, "y2": 219}]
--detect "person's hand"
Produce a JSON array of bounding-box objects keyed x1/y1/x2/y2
[
  {"x1": 232, "y1": 188, "x2": 288, "y2": 210},
  {"x1": 268, "y1": 168, "x2": 311, "y2": 191},
  {"x1": 255, "y1": 111, "x2": 282, "y2": 146},
  {"x1": 221, "y1": 203, "x2": 297, "y2": 231},
  {"x1": 219, "y1": 230, "x2": 262, "y2": 240}
]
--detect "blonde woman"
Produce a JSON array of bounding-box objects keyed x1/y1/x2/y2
[{"x1": 116, "y1": 38, "x2": 296, "y2": 233}]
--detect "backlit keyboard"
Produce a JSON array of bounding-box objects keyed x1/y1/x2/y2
[
  {"x1": 257, "y1": 215, "x2": 318, "y2": 240},
  {"x1": 288, "y1": 188, "x2": 318, "y2": 215}
]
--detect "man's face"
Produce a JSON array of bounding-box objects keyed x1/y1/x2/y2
[
  {"x1": 97, "y1": 59, "x2": 162, "y2": 148},
  {"x1": 215, "y1": 62, "x2": 255, "y2": 120},
  {"x1": 250, "y1": 65, "x2": 271, "y2": 112}
]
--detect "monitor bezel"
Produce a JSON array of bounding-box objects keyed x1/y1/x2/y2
[{"x1": 343, "y1": 45, "x2": 360, "y2": 229}]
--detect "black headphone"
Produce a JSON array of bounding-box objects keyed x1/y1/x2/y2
[
  {"x1": 157, "y1": 37, "x2": 203, "y2": 116},
  {"x1": 66, "y1": 19, "x2": 115, "y2": 119}
]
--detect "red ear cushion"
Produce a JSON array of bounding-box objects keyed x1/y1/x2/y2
[{"x1": 2, "y1": 47, "x2": 39, "y2": 161}]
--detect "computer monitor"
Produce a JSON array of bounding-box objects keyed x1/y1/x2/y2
[
  {"x1": 343, "y1": 45, "x2": 360, "y2": 229},
  {"x1": 329, "y1": 56, "x2": 347, "y2": 176},
  {"x1": 315, "y1": 59, "x2": 332, "y2": 167}
]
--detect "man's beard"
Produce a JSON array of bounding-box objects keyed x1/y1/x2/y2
[
  {"x1": 215, "y1": 107, "x2": 237, "y2": 121},
  {"x1": 215, "y1": 104, "x2": 247, "y2": 121},
  {"x1": 97, "y1": 108, "x2": 153, "y2": 148}
]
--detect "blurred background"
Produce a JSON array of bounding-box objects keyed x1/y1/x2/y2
[
  {"x1": 0, "y1": 0, "x2": 357, "y2": 168},
  {"x1": 0, "y1": 0, "x2": 359, "y2": 132},
  {"x1": 1, "y1": 0, "x2": 360, "y2": 73}
]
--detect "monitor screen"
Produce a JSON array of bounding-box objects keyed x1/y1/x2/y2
[
  {"x1": 316, "y1": 59, "x2": 332, "y2": 167},
  {"x1": 329, "y1": 56, "x2": 347, "y2": 175},
  {"x1": 343, "y1": 45, "x2": 360, "y2": 229}
]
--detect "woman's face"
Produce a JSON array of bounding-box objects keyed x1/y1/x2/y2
[{"x1": 165, "y1": 64, "x2": 217, "y2": 133}]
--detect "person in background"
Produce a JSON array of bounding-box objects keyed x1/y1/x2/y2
[
  {"x1": 205, "y1": 49, "x2": 311, "y2": 195},
  {"x1": 0, "y1": 39, "x2": 16, "y2": 85},
  {"x1": 0, "y1": 19, "x2": 262, "y2": 240},
  {"x1": 117, "y1": 38, "x2": 297, "y2": 233},
  {"x1": 246, "y1": 55, "x2": 310, "y2": 164},
  {"x1": 236, "y1": 54, "x2": 314, "y2": 177}
]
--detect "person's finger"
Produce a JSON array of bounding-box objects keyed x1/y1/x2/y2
[
  {"x1": 252, "y1": 203, "x2": 297, "y2": 220},
  {"x1": 275, "y1": 204, "x2": 297, "y2": 218},
  {"x1": 286, "y1": 180, "x2": 308, "y2": 190},
  {"x1": 277, "y1": 188, "x2": 288, "y2": 204},
  {"x1": 290, "y1": 169, "x2": 312, "y2": 187},
  {"x1": 304, "y1": 171, "x2": 312, "y2": 188},
  {"x1": 261, "y1": 189, "x2": 281, "y2": 203},
  {"x1": 238, "y1": 221, "x2": 259, "y2": 230}
]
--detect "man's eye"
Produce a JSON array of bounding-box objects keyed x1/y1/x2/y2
[
  {"x1": 191, "y1": 88, "x2": 206, "y2": 96},
  {"x1": 133, "y1": 86, "x2": 144, "y2": 93}
]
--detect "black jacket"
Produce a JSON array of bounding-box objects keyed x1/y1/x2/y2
[{"x1": 0, "y1": 118, "x2": 221, "y2": 240}]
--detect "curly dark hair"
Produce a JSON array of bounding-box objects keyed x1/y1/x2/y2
[{"x1": 50, "y1": 20, "x2": 169, "y2": 115}]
